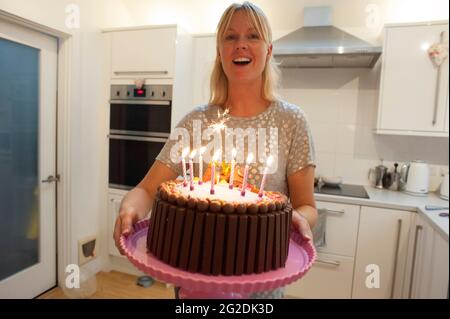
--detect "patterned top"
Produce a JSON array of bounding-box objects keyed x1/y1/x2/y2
[{"x1": 156, "y1": 99, "x2": 316, "y2": 196}]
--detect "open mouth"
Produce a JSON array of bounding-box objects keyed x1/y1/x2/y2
[{"x1": 232, "y1": 57, "x2": 252, "y2": 65}]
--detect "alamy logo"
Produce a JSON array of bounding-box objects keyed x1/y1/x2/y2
[
  {"x1": 65, "y1": 264, "x2": 80, "y2": 289},
  {"x1": 365, "y1": 4, "x2": 381, "y2": 28},
  {"x1": 365, "y1": 264, "x2": 380, "y2": 289},
  {"x1": 169, "y1": 119, "x2": 279, "y2": 174},
  {"x1": 65, "y1": 4, "x2": 80, "y2": 29}
]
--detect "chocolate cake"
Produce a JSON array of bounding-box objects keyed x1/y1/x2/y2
[{"x1": 147, "y1": 180, "x2": 292, "y2": 276}]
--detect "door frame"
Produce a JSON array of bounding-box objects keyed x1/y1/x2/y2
[{"x1": 0, "y1": 9, "x2": 73, "y2": 292}]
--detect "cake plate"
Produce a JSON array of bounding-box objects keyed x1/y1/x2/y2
[{"x1": 120, "y1": 219, "x2": 316, "y2": 299}]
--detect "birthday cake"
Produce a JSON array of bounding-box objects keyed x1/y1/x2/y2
[{"x1": 147, "y1": 179, "x2": 292, "y2": 276}]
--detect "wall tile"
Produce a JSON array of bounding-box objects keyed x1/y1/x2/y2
[{"x1": 314, "y1": 151, "x2": 336, "y2": 178}]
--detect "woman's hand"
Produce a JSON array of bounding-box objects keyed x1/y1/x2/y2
[
  {"x1": 112, "y1": 161, "x2": 179, "y2": 255},
  {"x1": 292, "y1": 210, "x2": 313, "y2": 242},
  {"x1": 113, "y1": 209, "x2": 139, "y2": 255}
]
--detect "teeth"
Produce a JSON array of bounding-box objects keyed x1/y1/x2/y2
[{"x1": 233, "y1": 57, "x2": 251, "y2": 62}]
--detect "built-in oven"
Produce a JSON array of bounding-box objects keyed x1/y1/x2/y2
[{"x1": 108, "y1": 84, "x2": 172, "y2": 190}]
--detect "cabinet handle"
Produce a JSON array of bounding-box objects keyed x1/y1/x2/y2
[
  {"x1": 315, "y1": 258, "x2": 341, "y2": 266},
  {"x1": 432, "y1": 31, "x2": 445, "y2": 126},
  {"x1": 114, "y1": 71, "x2": 169, "y2": 75},
  {"x1": 390, "y1": 219, "x2": 402, "y2": 299},
  {"x1": 108, "y1": 134, "x2": 168, "y2": 143},
  {"x1": 321, "y1": 208, "x2": 345, "y2": 214},
  {"x1": 408, "y1": 225, "x2": 423, "y2": 298}
]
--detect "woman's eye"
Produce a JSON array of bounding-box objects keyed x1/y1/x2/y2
[
  {"x1": 248, "y1": 33, "x2": 260, "y2": 40},
  {"x1": 225, "y1": 34, "x2": 237, "y2": 40}
]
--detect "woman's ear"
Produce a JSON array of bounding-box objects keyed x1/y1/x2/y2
[{"x1": 267, "y1": 44, "x2": 273, "y2": 58}]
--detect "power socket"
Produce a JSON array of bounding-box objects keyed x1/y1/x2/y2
[{"x1": 78, "y1": 235, "x2": 97, "y2": 266}]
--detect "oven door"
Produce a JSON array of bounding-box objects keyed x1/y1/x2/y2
[
  {"x1": 110, "y1": 101, "x2": 172, "y2": 137},
  {"x1": 108, "y1": 135, "x2": 167, "y2": 190}
]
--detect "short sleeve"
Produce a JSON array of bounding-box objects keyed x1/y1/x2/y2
[
  {"x1": 155, "y1": 111, "x2": 196, "y2": 176},
  {"x1": 286, "y1": 109, "x2": 316, "y2": 177}
]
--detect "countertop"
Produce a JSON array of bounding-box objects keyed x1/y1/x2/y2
[{"x1": 314, "y1": 186, "x2": 449, "y2": 241}]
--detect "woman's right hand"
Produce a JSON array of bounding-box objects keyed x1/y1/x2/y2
[
  {"x1": 113, "y1": 209, "x2": 139, "y2": 255},
  {"x1": 112, "y1": 161, "x2": 179, "y2": 255}
]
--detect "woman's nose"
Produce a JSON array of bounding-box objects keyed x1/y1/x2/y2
[{"x1": 235, "y1": 38, "x2": 249, "y2": 50}]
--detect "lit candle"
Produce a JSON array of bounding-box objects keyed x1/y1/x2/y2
[
  {"x1": 181, "y1": 147, "x2": 189, "y2": 187},
  {"x1": 258, "y1": 155, "x2": 274, "y2": 197},
  {"x1": 229, "y1": 148, "x2": 237, "y2": 189},
  {"x1": 210, "y1": 149, "x2": 221, "y2": 195},
  {"x1": 198, "y1": 146, "x2": 206, "y2": 185},
  {"x1": 241, "y1": 153, "x2": 253, "y2": 196},
  {"x1": 189, "y1": 149, "x2": 197, "y2": 191}
]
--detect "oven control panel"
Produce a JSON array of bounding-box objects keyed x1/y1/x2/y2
[{"x1": 110, "y1": 84, "x2": 172, "y2": 101}]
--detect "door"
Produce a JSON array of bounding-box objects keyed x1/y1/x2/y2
[
  {"x1": 379, "y1": 23, "x2": 449, "y2": 133},
  {"x1": 407, "y1": 214, "x2": 449, "y2": 299},
  {"x1": 0, "y1": 19, "x2": 57, "y2": 298},
  {"x1": 110, "y1": 27, "x2": 176, "y2": 78},
  {"x1": 108, "y1": 136, "x2": 167, "y2": 189},
  {"x1": 352, "y1": 207, "x2": 412, "y2": 298}
]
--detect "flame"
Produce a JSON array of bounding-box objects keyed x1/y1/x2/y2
[
  {"x1": 232, "y1": 147, "x2": 237, "y2": 159},
  {"x1": 246, "y1": 153, "x2": 253, "y2": 164},
  {"x1": 182, "y1": 147, "x2": 190, "y2": 158},
  {"x1": 213, "y1": 149, "x2": 222, "y2": 162}
]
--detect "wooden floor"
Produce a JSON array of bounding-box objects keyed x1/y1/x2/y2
[{"x1": 38, "y1": 271, "x2": 175, "y2": 299}]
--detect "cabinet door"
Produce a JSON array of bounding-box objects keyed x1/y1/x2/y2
[
  {"x1": 285, "y1": 253, "x2": 354, "y2": 299},
  {"x1": 108, "y1": 193, "x2": 124, "y2": 257},
  {"x1": 408, "y1": 214, "x2": 449, "y2": 299},
  {"x1": 378, "y1": 23, "x2": 449, "y2": 134},
  {"x1": 111, "y1": 27, "x2": 176, "y2": 78},
  {"x1": 352, "y1": 207, "x2": 412, "y2": 298},
  {"x1": 428, "y1": 231, "x2": 449, "y2": 298},
  {"x1": 445, "y1": 89, "x2": 449, "y2": 132},
  {"x1": 315, "y1": 201, "x2": 360, "y2": 257}
]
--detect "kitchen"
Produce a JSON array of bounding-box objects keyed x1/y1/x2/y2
[{"x1": 0, "y1": 0, "x2": 448, "y2": 300}]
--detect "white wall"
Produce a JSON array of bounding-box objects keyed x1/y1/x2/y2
[
  {"x1": 280, "y1": 66, "x2": 449, "y2": 189},
  {"x1": 120, "y1": 0, "x2": 449, "y2": 39},
  {"x1": 0, "y1": 0, "x2": 134, "y2": 278}
]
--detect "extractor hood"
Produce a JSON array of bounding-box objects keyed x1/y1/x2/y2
[{"x1": 273, "y1": 7, "x2": 382, "y2": 68}]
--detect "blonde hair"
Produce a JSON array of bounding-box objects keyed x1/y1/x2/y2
[{"x1": 209, "y1": 1, "x2": 280, "y2": 107}]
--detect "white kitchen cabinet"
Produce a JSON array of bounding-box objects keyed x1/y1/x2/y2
[
  {"x1": 376, "y1": 21, "x2": 449, "y2": 137},
  {"x1": 315, "y1": 201, "x2": 360, "y2": 257},
  {"x1": 102, "y1": 25, "x2": 193, "y2": 129},
  {"x1": 286, "y1": 201, "x2": 360, "y2": 298},
  {"x1": 352, "y1": 207, "x2": 412, "y2": 298},
  {"x1": 108, "y1": 192, "x2": 125, "y2": 258},
  {"x1": 405, "y1": 214, "x2": 449, "y2": 299},
  {"x1": 106, "y1": 25, "x2": 177, "y2": 79},
  {"x1": 285, "y1": 252, "x2": 354, "y2": 299}
]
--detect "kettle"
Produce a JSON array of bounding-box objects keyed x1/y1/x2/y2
[
  {"x1": 399, "y1": 160, "x2": 430, "y2": 196},
  {"x1": 440, "y1": 172, "x2": 449, "y2": 201}
]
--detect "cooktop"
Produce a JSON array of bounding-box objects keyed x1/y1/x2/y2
[{"x1": 314, "y1": 184, "x2": 370, "y2": 199}]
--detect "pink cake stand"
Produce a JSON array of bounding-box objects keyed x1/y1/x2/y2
[{"x1": 120, "y1": 219, "x2": 316, "y2": 299}]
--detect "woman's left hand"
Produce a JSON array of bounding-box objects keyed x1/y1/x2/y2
[{"x1": 292, "y1": 210, "x2": 313, "y2": 242}]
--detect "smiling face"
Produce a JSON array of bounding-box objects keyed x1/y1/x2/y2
[{"x1": 218, "y1": 10, "x2": 272, "y2": 85}]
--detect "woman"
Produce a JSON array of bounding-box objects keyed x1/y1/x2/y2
[{"x1": 113, "y1": 1, "x2": 317, "y2": 298}]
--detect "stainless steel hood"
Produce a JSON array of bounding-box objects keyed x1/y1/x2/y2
[{"x1": 273, "y1": 7, "x2": 382, "y2": 68}]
